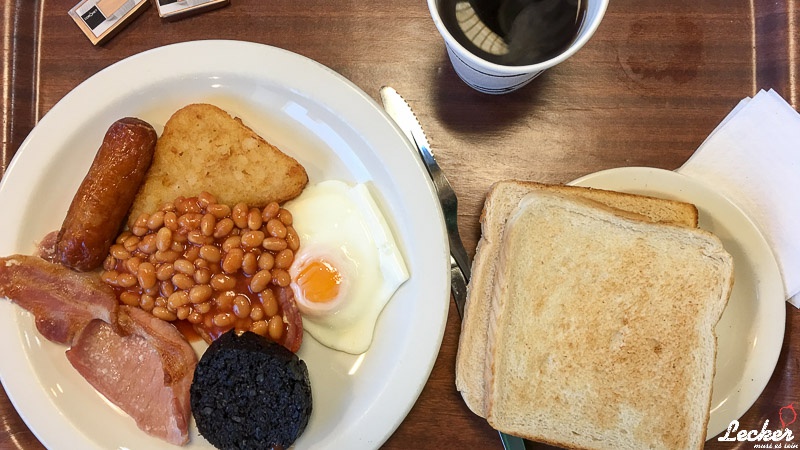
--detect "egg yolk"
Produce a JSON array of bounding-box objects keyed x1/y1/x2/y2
[{"x1": 296, "y1": 259, "x2": 342, "y2": 304}]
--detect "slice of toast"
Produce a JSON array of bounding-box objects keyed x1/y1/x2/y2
[
  {"x1": 127, "y1": 104, "x2": 308, "y2": 225},
  {"x1": 483, "y1": 191, "x2": 732, "y2": 449},
  {"x1": 455, "y1": 180, "x2": 699, "y2": 418}
]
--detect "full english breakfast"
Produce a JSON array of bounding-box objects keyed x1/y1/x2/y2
[
  {"x1": 0, "y1": 102, "x2": 411, "y2": 447},
  {"x1": 456, "y1": 180, "x2": 734, "y2": 450},
  {"x1": 0, "y1": 96, "x2": 742, "y2": 450}
]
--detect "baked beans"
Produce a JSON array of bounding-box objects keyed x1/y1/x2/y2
[{"x1": 101, "y1": 193, "x2": 300, "y2": 345}]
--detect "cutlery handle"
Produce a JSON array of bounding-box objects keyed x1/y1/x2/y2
[
  {"x1": 500, "y1": 431, "x2": 527, "y2": 450},
  {"x1": 416, "y1": 139, "x2": 472, "y2": 280},
  {"x1": 450, "y1": 256, "x2": 467, "y2": 318}
]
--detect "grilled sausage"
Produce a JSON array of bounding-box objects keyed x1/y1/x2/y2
[{"x1": 56, "y1": 117, "x2": 157, "y2": 271}]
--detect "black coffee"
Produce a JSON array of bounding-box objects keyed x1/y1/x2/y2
[{"x1": 438, "y1": 0, "x2": 586, "y2": 66}]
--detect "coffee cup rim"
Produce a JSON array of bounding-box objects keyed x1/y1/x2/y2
[{"x1": 427, "y1": 0, "x2": 610, "y2": 75}]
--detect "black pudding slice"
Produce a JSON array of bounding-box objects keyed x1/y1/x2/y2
[{"x1": 190, "y1": 330, "x2": 312, "y2": 450}]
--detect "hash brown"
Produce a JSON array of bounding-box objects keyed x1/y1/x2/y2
[{"x1": 127, "y1": 104, "x2": 308, "y2": 225}]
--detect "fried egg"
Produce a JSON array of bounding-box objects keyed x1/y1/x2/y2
[{"x1": 284, "y1": 180, "x2": 409, "y2": 354}]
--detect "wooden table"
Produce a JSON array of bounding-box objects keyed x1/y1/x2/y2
[{"x1": 1, "y1": 1, "x2": 797, "y2": 448}]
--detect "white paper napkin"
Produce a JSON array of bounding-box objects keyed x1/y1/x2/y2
[{"x1": 677, "y1": 89, "x2": 800, "y2": 307}]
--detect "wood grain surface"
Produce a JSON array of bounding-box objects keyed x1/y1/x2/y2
[{"x1": 1, "y1": 0, "x2": 798, "y2": 449}]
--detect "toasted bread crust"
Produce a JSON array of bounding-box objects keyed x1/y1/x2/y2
[{"x1": 127, "y1": 104, "x2": 308, "y2": 225}]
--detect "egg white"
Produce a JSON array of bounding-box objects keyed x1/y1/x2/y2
[{"x1": 284, "y1": 180, "x2": 409, "y2": 354}]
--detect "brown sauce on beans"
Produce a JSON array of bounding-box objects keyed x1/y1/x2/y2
[{"x1": 101, "y1": 193, "x2": 300, "y2": 347}]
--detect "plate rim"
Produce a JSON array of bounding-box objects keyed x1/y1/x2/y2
[
  {"x1": 569, "y1": 165, "x2": 785, "y2": 440},
  {"x1": 0, "y1": 40, "x2": 450, "y2": 449}
]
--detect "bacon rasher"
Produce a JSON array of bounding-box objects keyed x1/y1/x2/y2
[
  {"x1": 67, "y1": 306, "x2": 196, "y2": 445},
  {"x1": 0, "y1": 254, "x2": 118, "y2": 344},
  {"x1": 0, "y1": 255, "x2": 196, "y2": 446}
]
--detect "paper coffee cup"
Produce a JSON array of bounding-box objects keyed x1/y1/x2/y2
[{"x1": 427, "y1": 0, "x2": 609, "y2": 94}]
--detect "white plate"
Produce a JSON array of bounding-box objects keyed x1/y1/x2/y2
[
  {"x1": 570, "y1": 166, "x2": 785, "y2": 440},
  {"x1": 0, "y1": 40, "x2": 450, "y2": 449}
]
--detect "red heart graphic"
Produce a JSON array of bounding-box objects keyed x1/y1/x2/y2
[{"x1": 780, "y1": 403, "x2": 797, "y2": 429}]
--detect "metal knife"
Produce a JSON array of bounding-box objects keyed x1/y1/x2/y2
[
  {"x1": 379, "y1": 86, "x2": 471, "y2": 316},
  {"x1": 379, "y1": 86, "x2": 527, "y2": 450}
]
